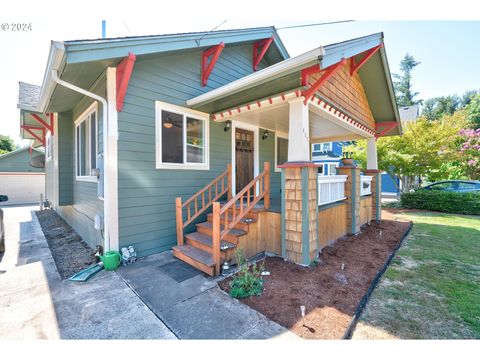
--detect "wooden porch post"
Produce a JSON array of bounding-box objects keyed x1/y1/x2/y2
[
  {"x1": 212, "y1": 202, "x2": 221, "y2": 275},
  {"x1": 227, "y1": 163, "x2": 232, "y2": 200},
  {"x1": 264, "y1": 161, "x2": 270, "y2": 209},
  {"x1": 175, "y1": 197, "x2": 184, "y2": 245}
]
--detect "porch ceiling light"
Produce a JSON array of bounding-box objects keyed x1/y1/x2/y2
[
  {"x1": 262, "y1": 130, "x2": 269, "y2": 140},
  {"x1": 224, "y1": 120, "x2": 231, "y2": 132},
  {"x1": 163, "y1": 116, "x2": 173, "y2": 129}
]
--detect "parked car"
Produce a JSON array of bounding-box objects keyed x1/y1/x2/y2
[
  {"x1": 0, "y1": 195, "x2": 8, "y2": 252},
  {"x1": 419, "y1": 180, "x2": 480, "y2": 192}
]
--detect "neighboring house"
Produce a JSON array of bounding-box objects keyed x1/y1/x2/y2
[
  {"x1": 399, "y1": 104, "x2": 420, "y2": 122},
  {"x1": 0, "y1": 147, "x2": 45, "y2": 205},
  {"x1": 17, "y1": 27, "x2": 401, "y2": 275},
  {"x1": 310, "y1": 141, "x2": 401, "y2": 196}
]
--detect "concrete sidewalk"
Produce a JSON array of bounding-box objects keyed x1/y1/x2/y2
[
  {"x1": 1, "y1": 205, "x2": 298, "y2": 340},
  {"x1": 0, "y1": 206, "x2": 175, "y2": 339},
  {"x1": 117, "y1": 252, "x2": 300, "y2": 339}
]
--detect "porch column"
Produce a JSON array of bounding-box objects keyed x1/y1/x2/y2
[
  {"x1": 287, "y1": 98, "x2": 310, "y2": 162},
  {"x1": 365, "y1": 137, "x2": 382, "y2": 222},
  {"x1": 337, "y1": 165, "x2": 361, "y2": 234},
  {"x1": 366, "y1": 137, "x2": 378, "y2": 170},
  {"x1": 280, "y1": 163, "x2": 318, "y2": 266}
]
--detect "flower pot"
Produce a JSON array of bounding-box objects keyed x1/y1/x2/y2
[{"x1": 341, "y1": 158, "x2": 354, "y2": 166}]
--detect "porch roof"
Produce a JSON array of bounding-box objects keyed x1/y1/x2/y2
[{"x1": 187, "y1": 33, "x2": 401, "y2": 136}]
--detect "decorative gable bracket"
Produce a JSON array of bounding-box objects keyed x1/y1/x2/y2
[
  {"x1": 116, "y1": 52, "x2": 136, "y2": 112},
  {"x1": 30, "y1": 113, "x2": 54, "y2": 135},
  {"x1": 202, "y1": 42, "x2": 225, "y2": 87},
  {"x1": 21, "y1": 125, "x2": 46, "y2": 146},
  {"x1": 300, "y1": 58, "x2": 346, "y2": 105},
  {"x1": 253, "y1": 37, "x2": 273, "y2": 71},
  {"x1": 350, "y1": 44, "x2": 383, "y2": 76},
  {"x1": 375, "y1": 121, "x2": 398, "y2": 139}
]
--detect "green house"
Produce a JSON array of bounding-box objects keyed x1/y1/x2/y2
[{"x1": 17, "y1": 27, "x2": 400, "y2": 275}]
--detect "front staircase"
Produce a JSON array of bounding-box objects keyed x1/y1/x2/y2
[{"x1": 173, "y1": 162, "x2": 270, "y2": 276}]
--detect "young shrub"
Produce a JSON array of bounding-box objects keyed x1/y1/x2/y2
[
  {"x1": 229, "y1": 249, "x2": 264, "y2": 299},
  {"x1": 400, "y1": 190, "x2": 480, "y2": 215}
]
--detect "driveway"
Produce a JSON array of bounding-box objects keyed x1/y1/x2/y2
[{"x1": 0, "y1": 205, "x2": 175, "y2": 339}]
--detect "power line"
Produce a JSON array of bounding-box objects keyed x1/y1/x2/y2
[
  {"x1": 277, "y1": 20, "x2": 354, "y2": 30},
  {"x1": 196, "y1": 20, "x2": 228, "y2": 46}
]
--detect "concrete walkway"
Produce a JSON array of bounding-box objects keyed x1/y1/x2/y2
[
  {"x1": 0, "y1": 205, "x2": 298, "y2": 340},
  {"x1": 0, "y1": 206, "x2": 175, "y2": 339},
  {"x1": 117, "y1": 252, "x2": 300, "y2": 339}
]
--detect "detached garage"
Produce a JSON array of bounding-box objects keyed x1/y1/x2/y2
[{"x1": 0, "y1": 147, "x2": 45, "y2": 205}]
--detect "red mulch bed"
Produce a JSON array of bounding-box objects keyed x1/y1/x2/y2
[{"x1": 218, "y1": 210, "x2": 411, "y2": 339}]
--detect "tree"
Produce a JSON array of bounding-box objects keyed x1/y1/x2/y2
[
  {"x1": 0, "y1": 135, "x2": 15, "y2": 155},
  {"x1": 457, "y1": 128, "x2": 480, "y2": 180},
  {"x1": 344, "y1": 112, "x2": 468, "y2": 191},
  {"x1": 393, "y1": 54, "x2": 422, "y2": 107},
  {"x1": 465, "y1": 93, "x2": 480, "y2": 129},
  {"x1": 422, "y1": 95, "x2": 460, "y2": 121},
  {"x1": 422, "y1": 90, "x2": 479, "y2": 122}
]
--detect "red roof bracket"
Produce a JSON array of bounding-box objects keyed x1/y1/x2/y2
[
  {"x1": 253, "y1": 37, "x2": 274, "y2": 71},
  {"x1": 350, "y1": 44, "x2": 382, "y2": 76},
  {"x1": 301, "y1": 59, "x2": 346, "y2": 105},
  {"x1": 116, "y1": 52, "x2": 136, "y2": 112},
  {"x1": 202, "y1": 42, "x2": 225, "y2": 87},
  {"x1": 21, "y1": 125, "x2": 46, "y2": 146},
  {"x1": 375, "y1": 121, "x2": 398, "y2": 139},
  {"x1": 30, "y1": 113, "x2": 54, "y2": 135}
]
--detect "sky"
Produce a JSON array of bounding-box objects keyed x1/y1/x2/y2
[{"x1": 1, "y1": 0, "x2": 479, "y2": 146}]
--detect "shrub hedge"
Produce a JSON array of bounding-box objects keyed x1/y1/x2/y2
[{"x1": 400, "y1": 190, "x2": 480, "y2": 215}]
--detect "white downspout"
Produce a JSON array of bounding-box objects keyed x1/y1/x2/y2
[{"x1": 51, "y1": 70, "x2": 111, "y2": 252}]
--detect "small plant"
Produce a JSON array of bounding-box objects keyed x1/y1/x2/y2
[
  {"x1": 229, "y1": 249, "x2": 264, "y2": 299},
  {"x1": 342, "y1": 151, "x2": 354, "y2": 159}
]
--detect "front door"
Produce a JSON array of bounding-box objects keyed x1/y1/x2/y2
[{"x1": 235, "y1": 128, "x2": 254, "y2": 192}]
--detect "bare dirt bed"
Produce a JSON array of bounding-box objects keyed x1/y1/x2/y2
[
  {"x1": 36, "y1": 209, "x2": 96, "y2": 279},
  {"x1": 219, "y1": 211, "x2": 411, "y2": 339}
]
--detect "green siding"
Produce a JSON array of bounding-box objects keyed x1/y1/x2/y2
[
  {"x1": 58, "y1": 112, "x2": 74, "y2": 205},
  {"x1": 118, "y1": 43, "x2": 274, "y2": 256},
  {"x1": 54, "y1": 77, "x2": 105, "y2": 250},
  {"x1": 0, "y1": 149, "x2": 44, "y2": 173},
  {"x1": 258, "y1": 128, "x2": 281, "y2": 203}
]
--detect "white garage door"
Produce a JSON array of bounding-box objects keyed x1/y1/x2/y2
[{"x1": 0, "y1": 173, "x2": 45, "y2": 205}]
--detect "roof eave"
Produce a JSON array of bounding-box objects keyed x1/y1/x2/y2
[
  {"x1": 187, "y1": 46, "x2": 325, "y2": 108},
  {"x1": 379, "y1": 45, "x2": 402, "y2": 136},
  {"x1": 64, "y1": 26, "x2": 289, "y2": 64}
]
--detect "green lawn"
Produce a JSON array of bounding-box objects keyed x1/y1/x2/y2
[{"x1": 353, "y1": 211, "x2": 480, "y2": 339}]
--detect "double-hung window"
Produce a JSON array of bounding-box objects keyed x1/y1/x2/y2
[
  {"x1": 75, "y1": 103, "x2": 98, "y2": 181},
  {"x1": 155, "y1": 101, "x2": 209, "y2": 170}
]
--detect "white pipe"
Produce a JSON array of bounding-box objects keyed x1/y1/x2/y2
[{"x1": 50, "y1": 70, "x2": 110, "y2": 252}]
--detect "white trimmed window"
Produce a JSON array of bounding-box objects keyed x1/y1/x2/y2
[
  {"x1": 328, "y1": 163, "x2": 338, "y2": 175},
  {"x1": 275, "y1": 134, "x2": 288, "y2": 172},
  {"x1": 155, "y1": 101, "x2": 210, "y2": 170},
  {"x1": 317, "y1": 163, "x2": 327, "y2": 176},
  {"x1": 75, "y1": 103, "x2": 98, "y2": 182}
]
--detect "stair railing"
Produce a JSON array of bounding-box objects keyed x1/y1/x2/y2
[
  {"x1": 175, "y1": 164, "x2": 232, "y2": 246},
  {"x1": 211, "y1": 162, "x2": 270, "y2": 274}
]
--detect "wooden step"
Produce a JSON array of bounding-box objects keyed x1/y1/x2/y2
[
  {"x1": 172, "y1": 245, "x2": 215, "y2": 276},
  {"x1": 206, "y1": 213, "x2": 256, "y2": 231},
  {"x1": 196, "y1": 221, "x2": 246, "y2": 242},
  {"x1": 185, "y1": 232, "x2": 236, "y2": 254}
]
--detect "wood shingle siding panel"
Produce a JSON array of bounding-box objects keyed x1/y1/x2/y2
[
  {"x1": 117, "y1": 43, "x2": 273, "y2": 256},
  {"x1": 310, "y1": 62, "x2": 375, "y2": 128}
]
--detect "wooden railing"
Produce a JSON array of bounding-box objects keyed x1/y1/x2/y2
[
  {"x1": 175, "y1": 164, "x2": 232, "y2": 245},
  {"x1": 360, "y1": 175, "x2": 373, "y2": 196},
  {"x1": 211, "y1": 162, "x2": 270, "y2": 274},
  {"x1": 318, "y1": 175, "x2": 348, "y2": 205}
]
